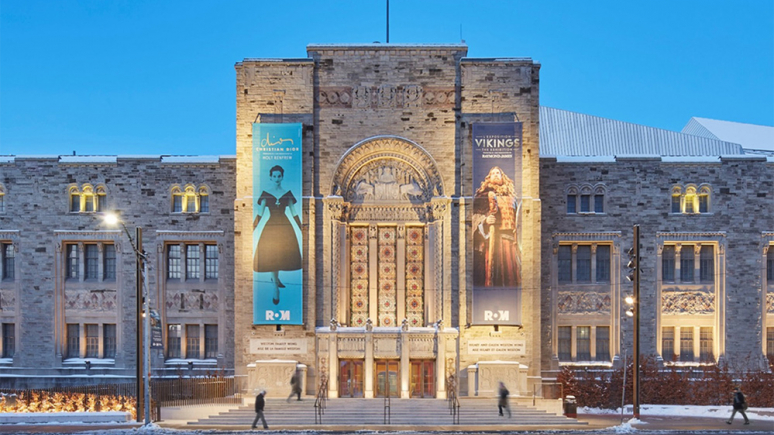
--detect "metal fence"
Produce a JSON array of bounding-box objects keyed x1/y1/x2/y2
[{"x1": 151, "y1": 377, "x2": 243, "y2": 407}]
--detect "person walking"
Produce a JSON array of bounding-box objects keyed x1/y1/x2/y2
[
  {"x1": 497, "y1": 381, "x2": 511, "y2": 418},
  {"x1": 252, "y1": 390, "x2": 269, "y2": 430},
  {"x1": 287, "y1": 368, "x2": 302, "y2": 402},
  {"x1": 726, "y1": 387, "x2": 750, "y2": 425}
]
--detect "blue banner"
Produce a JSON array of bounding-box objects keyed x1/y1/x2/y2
[
  {"x1": 471, "y1": 122, "x2": 523, "y2": 326},
  {"x1": 252, "y1": 123, "x2": 303, "y2": 325}
]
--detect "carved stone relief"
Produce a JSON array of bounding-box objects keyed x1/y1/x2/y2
[
  {"x1": 65, "y1": 290, "x2": 117, "y2": 312},
  {"x1": 661, "y1": 290, "x2": 715, "y2": 315},
  {"x1": 166, "y1": 291, "x2": 219, "y2": 313},
  {"x1": 556, "y1": 291, "x2": 611, "y2": 314},
  {"x1": 0, "y1": 290, "x2": 15, "y2": 313},
  {"x1": 320, "y1": 86, "x2": 454, "y2": 109},
  {"x1": 374, "y1": 336, "x2": 399, "y2": 358},
  {"x1": 408, "y1": 335, "x2": 435, "y2": 358},
  {"x1": 337, "y1": 336, "x2": 365, "y2": 357}
]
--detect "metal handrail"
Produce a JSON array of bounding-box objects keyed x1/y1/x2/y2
[
  {"x1": 314, "y1": 375, "x2": 328, "y2": 424},
  {"x1": 383, "y1": 375, "x2": 391, "y2": 424},
  {"x1": 447, "y1": 376, "x2": 460, "y2": 424}
]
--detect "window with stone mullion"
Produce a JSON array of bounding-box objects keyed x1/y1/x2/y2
[
  {"x1": 2, "y1": 243, "x2": 14, "y2": 280},
  {"x1": 85, "y1": 244, "x2": 99, "y2": 279},
  {"x1": 186, "y1": 245, "x2": 200, "y2": 280},
  {"x1": 680, "y1": 245, "x2": 695, "y2": 283},
  {"x1": 85, "y1": 324, "x2": 99, "y2": 358},
  {"x1": 576, "y1": 246, "x2": 591, "y2": 282},
  {"x1": 558, "y1": 326, "x2": 571, "y2": 361},
  {"x1": 2, "y1": 324, "x2": 14, "y2": 358},
  {"x1": 699, "y1": 245, "x2": 714, "y2": 283}
]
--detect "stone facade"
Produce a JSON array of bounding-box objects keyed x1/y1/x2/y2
[{"x1": 0, "y1": 156, "x2": 235, "y2": 386}]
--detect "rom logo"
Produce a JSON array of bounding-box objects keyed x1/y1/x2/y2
[
  {"x1": 265, "y1": 310, "x2": 291, "y2": 321},
  {"x1": 484, "y1": 310, "x2": 509, "y2": 321}
]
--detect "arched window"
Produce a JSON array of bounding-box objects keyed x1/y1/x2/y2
[
  {"x1": 69, "y1": 186, "x2": 81, "y2": 213},
  {"x1": 0, "y1": 183, "x2": 5, "y2": 214},
  {"x1": 198, "y1": 185, "x2": 210, "y2": 213},
  {"x1": 171, "y1": 186, "x2": 184, "y2": 213},
  {"x1": 184, "y1": 186, "x2": 197, "y2": 213},
  {"x1": 95, "y1": 185, "x2": 107, "y2": 212},
  {"x1": 684, "y1": 185, "x2": 697, "y2": 214},
  {"x1": 566, "y1": 187, "x2": 578, "y2": 214},
  {"x1": 579, "y1": 186, "x2": 593, "y2": 213},
  {"x1": 82, "y1": 185, "x2": 95, "y2": 212},
  {"x1": 593, "y1": 185, "x2": 606, "y2": 213},
  {"x1": 171, "y1": 184, "x2": 210, "y2": 214},
  {"x1": 671, "y1": 186, "x2": 682, "y2": 214},
  {"x1": 698, "y1": 185, "x2": 711, "y2": 213}
]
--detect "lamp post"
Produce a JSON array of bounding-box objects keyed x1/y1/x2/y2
[
  {"x1": 104, "y1": 212, "x2": 151, "y2": 425},
  {"x1": 625, "y1": 225, "x2": 641, "y2": 419}
]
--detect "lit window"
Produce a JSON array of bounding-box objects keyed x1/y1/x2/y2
[
  {"x1": 558, "y1": 326, "x2": 571, "y2": 361},
  {"x1": 662, "y1": 327, "x2": 675, "y2": 362},
  {"x1": 684, "y1": 186, "x2": 696, "y2": 214},
  {"x1": 2, "y1": 324, "x2": 14, "y2": 358},
  {"x1": 186, "y1": 325, "x2": 200, "y2": 359},
  {"x1": 767, "y1": 327, "x2": 774, "y2": 357},
  {"x1": 103, "y1": 324, "x2": 116, "y2": 358},
  {"x1": 671, "y1": 184, "x2": 711, "y2": 214},
  {"x1": 186, "y1": 245, "x2": 200, "y2": 280},
  {"x1": 67, "y1": 324, "x2": 80, "y2": 358},
  {"x1": 83, "y1": 186, "x2": 95, "y2": 212},
  {"x1": 595, "y1": 326, "x2": 610, "y2": 361},
  {"x1": 167, "y1": 325, "x2": 181, "y2": 359},
  {"x1": 185, "y1": 187, "x2": 197, "y2": 213},
  {"x1": 576, "y1": 326, "x2": 591, "y2": 361},
  {"x1": 103, "y1": 244, "x2": 116, "y2": 280},
  {"x1": 85, "y1": 324, "x2": 99, "y2": 358},
  {"x1": 167, "y1": 245, "x2": 181, "y2": 279},
  {"x1": 205, "y1": 245, "x2": 219, "y2": 279},
  {"x1": 1, "y1": 243, "x2": 14, "y2": 280},
  {"x1": 0, "y1": 184, "x2": 5, "y2": 213},
  {"x1": 67, "y1": 244, "x2": 79, "y2": 280},
  {"x1": 204, "y1": 325, "x2": 218, "y2": 359},
  {"x1": 85, "y1": 244, "x2": 99, "y2": 279}
]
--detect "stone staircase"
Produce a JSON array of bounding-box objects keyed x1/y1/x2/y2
[{"x1": 186, "y1": 397, "x2": 584, "y2": 428}]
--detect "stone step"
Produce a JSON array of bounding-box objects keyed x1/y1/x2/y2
[{"x1": 187, "y1": 398, "x2": 583, "y2": 427}]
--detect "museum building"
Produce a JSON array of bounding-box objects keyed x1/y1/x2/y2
[{"x1": 1, "y1": 43, "x2": 773, "y2": 398}]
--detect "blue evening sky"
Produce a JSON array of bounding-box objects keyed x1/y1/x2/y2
[{"x1": 1, "y1": 0, "x2": 772, "y2": 156}]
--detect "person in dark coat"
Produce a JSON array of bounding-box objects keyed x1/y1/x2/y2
[
  {"x1": 252, "y1": 390, "x2": 269, "y2": 429},
  {"x1": 287, "y1": 368, "x2": 302, "y2": 402},
  {"x1": 497, "y1": 381, "x2": 511, "y2": 418},
  {"x1": 726, "y1": 387, "x2": 750, "y2": 425}
]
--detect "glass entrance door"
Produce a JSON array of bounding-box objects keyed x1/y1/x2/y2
[
  {"x1": 374, "y1": 360, "x2": 399, "y2": 398},
  {"x1": 410, "y1": 360, "x2": 435, "y2": 398},
  {"x1": 339, "y1": 360, "x2": 364, "y2": 398}
]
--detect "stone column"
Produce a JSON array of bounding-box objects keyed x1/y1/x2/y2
[
  {"x1": 328, "y1": 332, "x2": 339, "y2": 398},
  {"x1": 466, "y1": 364, "x2": 477, "y2": 397},
  {"x1": 435, "y1": 326, "x2": 447, "y2": 399},
  {"x1": 400, "y1": 325, "x2": 410, "y2": 398},
  {"x1": 364, "y1": 324, "x2": 374, "y2": 398}
]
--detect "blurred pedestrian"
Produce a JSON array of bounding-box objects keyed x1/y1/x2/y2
[
  {"x1": 497, "y1": 381, "x2": 511, "y2": 418},
  {"x1": 287, "y1": 368, "x2": 302, "y2": 402},
  {"x1": 726, "y1": 387, "x2": 749, "y2": 425},
  {"x1": 252, "y1": 390, "x2": 269, "y2": 429}
]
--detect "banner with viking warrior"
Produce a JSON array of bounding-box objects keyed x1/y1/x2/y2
[
  {"x1": 252, "y1": 123, "x2": 303, "y2": 325},
  {"x1": 472, "y1": 122, "x2": 523, "y2": 325}
]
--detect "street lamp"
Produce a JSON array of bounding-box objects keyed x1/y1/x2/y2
[
  {"x1": 625, "y1": 224, "x2": 641, "y2": 419},
  {"x1": 103, "y1": 212, "x2": 151, "y2": 425}
]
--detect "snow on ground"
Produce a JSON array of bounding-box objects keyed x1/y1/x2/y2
[{"x1": 582, "y1": 404, "x2": 774, "y2": 421}]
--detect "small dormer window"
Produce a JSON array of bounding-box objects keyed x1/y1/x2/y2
[
  {"x1": 171, "y1": 184, "x2": 211, "y2": 214},
  {"x1": 671, "y1": 184, "x2": 711, "y2": 214},
  {"x1": 68, "y1": 184, "x2": 107, "y2": 213}
]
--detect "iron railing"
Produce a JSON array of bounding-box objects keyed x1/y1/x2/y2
[
  {"x1": 151, "y1": 377, "x2": 242, "y2": 407},
  {"x1": 447, "y1": 376, "x2": 460, "y2": 424},
  {"x1": 314, "y1": 375, "x2": 328, "y2": 424}
]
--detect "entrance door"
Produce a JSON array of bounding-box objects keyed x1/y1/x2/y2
[
  {"x1": 339, "y1": 360, "x2": 364, "y2": 398},
  {"x1": 410, "y1": 360, "x2": 435, "y2": 398},
  {"x1": 374, "y1": 360, "x2": 399, "y2": 398}
]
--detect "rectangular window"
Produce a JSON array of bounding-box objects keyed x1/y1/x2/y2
[
  {"x1": 84, "y1": 244, "x2": 98, "y2": 279},
  {"x1": 205, "y1": 245, "x2": 219, "y2": 279},
  {"x1": 680, "y1": 328, "x2": 694, "y2": 361},
  {"x1": 768, "y1": 327, "x2": 774, "y2": 357},
  {"x1": 662, "y1": 245, "x2": 675, "y2": 282},
  {"x1": 200, "y1": 195, "x2": 209, "y2": 213},
  {"x1": 167, "y1": 245, "x2": 181, "y2": 279},
  {"x1": 558, "y1": 246, "x2": 572, "y2": 283},
  {"x1": 681, "y1": 245, "x2": 695, "y2": 283},
  {"x1": 558, "y1": 326, "x2": 571, "y2": 361},
  {"x1": 0, "y1": 195, "x2": 4, "y2": 213},
  {"x1": 103, "y1": 244, "x2": 116, "y2": 280},
  {"x1": 67, "y1": 324, "x2": 80, "y2": 358},
  {"x1": 594, "y1": 195, "x2": 604, "y2": 213},
  {"x1": 700, "y1": 327, "x2": 713, "y2": 362},
  {"x1": 173, "y1": 195, "x2": 183, "y2": 213},
  {"x1": 596, "y1": 245, "x2": 610, "y2": 282},
  {"x1": 95, "y1": 194, "x2": 104, "y2": 212},
  {"x1": 67, "y1": 244, "x2": 79, "y2": 280},
  {"x1": 768, "y1": 249, "x2": 774, "y2": 282},
  {"x1": 576, "y1": 326, "x2": 591, "y2": 361},
  {"x1": 186, "y1": 325, "x2": 200, "y2": 359},
  {"x1": 576, "y1": 245, "x2": 591, "y2": 282},
  {"x1": 580, "y1": 194, "x2": 590, "y2": 212},
  {"x1": 700, "y1": 245, "x2": 714, "y2": 283},
  {"x1": 85, "y1": 324, "x2": 99, "y2": 358},
  {"x1": 71, "y1": 194, "x2": 80, "y2": 212},
  {"x1": 699, "y1": 195, "x2": 708, "y2": 213},
  {"x1": 186, "y1": 245, "x2": 200, "y2": 280},
  {"x1": 671, "y1": 195, "x2": 681, "y2": 213},
  {"x1": 167, "y1": 324, "x2": 181, "y2": 359},
  {"x1": 595, "y1": 326, "x2": 610, "y2": 361},
  {"x1": 662, "y1": 327, "x2": 675, "y2": 361},
  {"x1": 2, "y1": 324, "x2": 14, "y2": 358},
  {"x1": 2, "y1": 243, "x2": 14, "y2": 280},
  {"x1": 103, "y1": 324, "x2": 116, "y2": 358},
  {"x1": 566, "y1": 195, "x2": 576, "y2": 214},
  {"x1": 204, "y1": 324, "x2": 218, "y2": 359}
]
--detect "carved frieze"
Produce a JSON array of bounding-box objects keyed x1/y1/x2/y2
[
  {"x1": 0, "y1": 290, "x2": 15, "y2": 313},
  {"x1": 374, "y1": 335, "x2": 399, "y2": 358},
  {"x1": 348, "y1": 205, "x2": 428, "y2": 222},
  {"x1": 661, "y1": 291, "x2": 715, "y2": 315},
  {"x1": 317, "y1": 87, "x2": 352, "y2": 108},
  {"x1": 557, "y1": 291, "x2": 611, "y2": 314},
  {"x1": 166, "y1": 291, "x2": 219, "y2": 313},
  {"x1": 318, "y1": 86, "x2": 454, "y2": 109},
  {"x1": 766, "y1": 293, "x2": 774, "y2": 314},
  {"x1": 65, "y1": 290, "x2": 117, "y2": 312},
  {"x1": 337, "y1": 336, "x2": 365, "y2": 358},
  {"x1": 408, "y1": 335, "x2": 435, "y2": 358}
]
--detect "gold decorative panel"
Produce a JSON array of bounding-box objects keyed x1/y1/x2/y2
[{"x1": 405, "y1": 226, "x2": 424, "y2": 327}]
